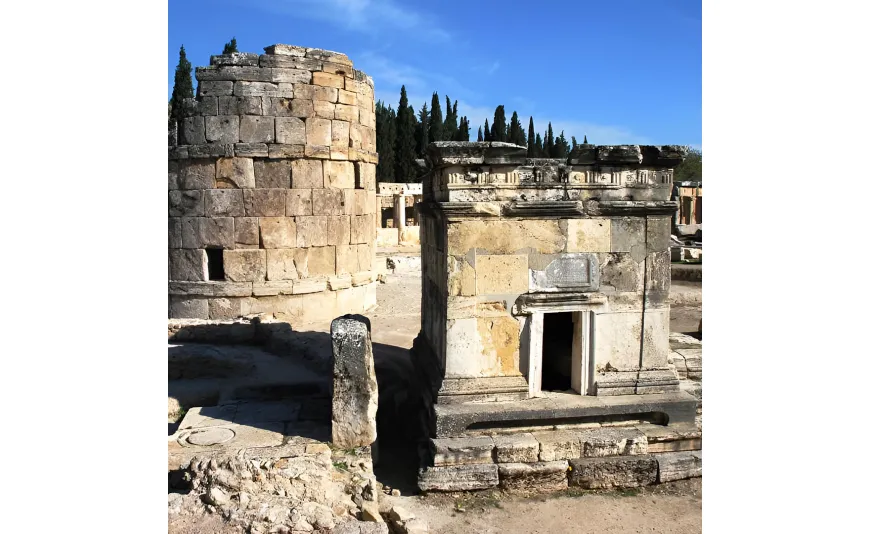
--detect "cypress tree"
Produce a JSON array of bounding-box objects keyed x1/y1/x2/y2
[
  {"x1": 375, "y1": 101, "x2": 396, "y2": 183},
  {"x1": 451, "y1": 102, "x2": 461, "y2": 140},
  {"x1": 457, "y1": 116, "x2": 470, "y2": 141},
  {"x1": 477, "y1": 127, "x2": 483, "y2": 142},
  {"x1": 492, "y1": 105, "x2": 507, "y2": 142},
  {"x1": 571, "y1": 136, "x2": 579, "y2": 153},
  {"x1": 416, "y1": 102, "x2": 430, "y2": 156},
  {"x1": 429, "y1": 92, "x2": 444, "y2": 142},
  {"x1": 395, "y1": 86, "x2": 417, "y2": 182},
  {"x1": 555, "y1": 131, "x2": 569, "y2": 158},
  {"x1": 444, "y1": 96, "x2": 458, "y2": 141},
  {"x1": 527, "y1": 117, "x2": 536, "y2": 157},
  {"x1": 534, "y1": 133, "x2": 544, "y2": 156},
  {"x1": 484, "y1": 119, "x2": 491, "y2": 141},
  {"x1": 545, "y1": 122, "x2": 555, "y2": 157},
  {"x1": 222, "y1": 37, "x2": 238, "y2": 54},
  {"x1": 169, "y1": 45, "x2": 194, "y2": 136},
  {"x1": 583, "y1": 134, "x2": 588, "y2": 144}
]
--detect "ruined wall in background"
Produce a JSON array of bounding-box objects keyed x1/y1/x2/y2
[{"x1": 169, "y1": 44, "x2": 378, "y2": 323}]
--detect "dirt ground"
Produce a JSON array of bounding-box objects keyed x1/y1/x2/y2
[{"x1": 392, "y1": 478, "x2": 701, "y2": 534}]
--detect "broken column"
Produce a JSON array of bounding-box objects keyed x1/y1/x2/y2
[
  {"x1": 331, "y1": 315, "x2": 378, "y2": 448},
  {"x1": 168, "y1": 43, "x2": 379, "y2": 324}
]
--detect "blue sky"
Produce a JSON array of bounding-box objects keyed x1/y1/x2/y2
[{"x1": 169, "y1": 0, "x2": 701, "y2": 148}]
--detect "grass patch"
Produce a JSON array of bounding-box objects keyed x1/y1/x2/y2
[{"x1": 333, "y1": 461, "x2": 349, "y2": 471}]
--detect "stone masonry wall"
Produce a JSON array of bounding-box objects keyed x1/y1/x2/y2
[{"x1": 169, "y1": 44, "x2": 378, "y2": 323}]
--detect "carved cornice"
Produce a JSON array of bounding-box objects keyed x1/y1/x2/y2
[{"x1": 417, "y1": 200, "x2": 678, "y2": 220}]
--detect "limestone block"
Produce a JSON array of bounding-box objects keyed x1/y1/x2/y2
[
  {"x1": 232, "y1": 143, "x2": 268, "y2": 158},
  {"x1": 493, "y1": 433, "x2": 540, "y2": 463},
  {"x1": 168, "y1": 161, "x2": 179, "y2": 190},
  {"x1": 351, "y1": 214, "x2": 374, "y2": 244},
  {"x1": 306, "y1": 118, "x2": 332, "y2": 146},
  {"x1": 645, "y1": 251, "x2": 671, "y2": 294},
  {"x1": 334, "y1": 103, "x2": 358, "y2": 123},
  {"x1": 170, "y1": 249, "x2": 208, "y2": 281},
  {"x1": 203, "y1": 189, "x2": 244, "y2": 217},
  {"x1": 563, "y1": 218, "x2": 612, "y2": 253},
  {"x1": 656, "y1": 451, "x2": 701, "y2": 482},
  {"x1": 275, "y1": 117, "x2": 305, "y2": 145},
  {"x1": 286, "y1": 189, "x2": 313, "y2": 216},
  {"x1": 475, "y1": 254, "x2": 529, "y2": 294},
  {"x1": 295, "y1": 84, "x2": 339, "y2": 102},
  {"x1": 328, "y1": 216, "x2": 351, "y2": 246},
  {"x1": 169, "y1": 190, "x2": 204, "y2": 217},
  {"x1": 313, "y1": 188, "x2": 345, "y2": 216},
  {"x1": 169, "y1": 296, "x2": 209, "y2": 319},
  {"x1": 169, "y1": 218, "x2": 182, "y2": 248},
  {"x1": 239, "y1": 115, "x2": 274, "y2": 143},
  {"x1": 338, "y1": 89, "x2": 357, "y2": 106},
  {"x1": 259, "y1": 217, "x2": 296, "y2": 248},
  {"x1": 535, "y1": 430, "x2": 583, "y2": 462},
  {"x1": 447, "y1": 220, "x2": 565, "y2": 255},
  {"x1": 205, "y1": 116, "x2": 240, "y2": 144},
  {"x1": 349, "y1": 123, "x2": 363, "y2": 149},
  {"x1": 498, "y1": 461, "x2": 568, "y2": 492},
  {"x1": 306, "y1": 145, "x2": 331, "y2": 159},
  {"x1": 308, "y1": 246, "x2": 336, "y2": 276},
  {"x1": 328, "y1": 275, "x2": 352, "y2": 290},
  {"x1": 198, "y1": 80, "x2": 233, "y2": 97},
  {"x1": 611, "y1": 217, "x2": 645, "y2": 253},
  {"x1": 268, "y1": 144, "x2": 304, "y2": 158},
  {"x1": 179, "y1": 160, "x2": 216, "y2": 190},
  {"x1": 577, "y1": 428, "x2": 648, "y2": 457},
  {"x1": 266, "y1": 249, "x2": 299, "y2": 281},
  {"x1": 313, "y1": 71, "x2": 345, "y2": 89},
  {"x1": 209, "y1": 297, "x2": 243, "y2": 320},
  {"x1": 293, "y1": 279, "x2": 327, "y2": 294},
  {"x1": 234, "y1": 217, "x2": 259, "y2": 247},
  {"x1": 359, "y1": 108, "x2": 375, "y2": 129},
  {"x1": 211, "y1": 52, "x2": 259, "y2": 67},
  {"x1": 270, "y1": 68, "x2": 312, "y2": 84},
  {"x1": 296, "y1": 215, "x2": 328, "y2": 247},
  {"x1": 417, "y1": 464, "x2": 498, "y2": 492},
  {"x1": 224, "y1": 249, "x2": 266, "y2": 282},
  {"x1": 336, "y1": 244, "x2": 359, "y2": 275},
  {"x1": 234, "y1": 81, "x2": 279, "y2": 97},
  {"x1": 357, "y1": 243, "x2": 373, "y2": 270},
  {"x1": 187, "y1": 144, "x2": 233, "y2": 158},
  {"x1": 447, "y1": 256, "x2": 476, "y2": 297},
  {"x1": 430, "y1": 436, "x2": 494, "y2": 466},
  {"x1": 567, "y1": 456, "x2": 658, "y2": 489},
  {"x1": 646, "y1": 216, "x2": 671, "y2": 252},
  {"x1": 331, "y1": 316, "x2": 378, "y2": 448},
  {"x1": 351, "y1": 271, "x2": 374, "y2": 286},
  {"x1": 350, "y1": 190, "x2": 368, "y2": 216},
  {"x1": 292, "y1": 248, "x2": 309, "y2": 278},
  {"x1": 243, "y1": 189, "x2": 285, "y2": 217},
  {"x1": 360, "y1": 126, "x2": 376, "y2": 152},
  {"x1": 216, "y1": 157, "x2": 255, "y2": 188},
  {"x1": 252, "y1": 280, "x2": 294, "y2": 296},
  {"x1": 642, "y1": 308, "x2": 670, "y2": 369},
  {"x1": 196, "y1": 65, "x2": 270, "y2": 82},
  {"x1": 182, "y1": 116, "x2": 205, "y2": 145},
  {"x1": 217, "y1": 95, "x2": 262, "y2": 115},
  {"x1": 314, "y1": 100, "x2": 335, "y2": 119},
  {"x1": 593, "y1": 312, "x2": 643, "y2": 371},
  {"x1": 253, "y1": 159, "x2": 291, "y2": 189},
  {"x1": 181, "y1": 217, "x2": 234, "y2": 249},
  {"x1": 168, "y1": 281, "x2": 253, "y2": 297},
  {"x1": 291, "y1": 159, "x2": 324, "y2": 188}
]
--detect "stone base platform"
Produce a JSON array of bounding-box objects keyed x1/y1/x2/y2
[{"x1": 433, "y1": 391, "x2": 698, "y2": 437}]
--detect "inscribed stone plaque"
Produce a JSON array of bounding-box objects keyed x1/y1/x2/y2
[{"x1": 529, "y1": 253, "x2": 599, "y2": 292}]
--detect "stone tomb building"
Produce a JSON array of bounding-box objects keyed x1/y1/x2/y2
[
  {"x1": 168, "y1": 44, "x2": 379, "y2": 323},
  {"x1": 413, "y1": 142, "x2": 698, "y2": 439}
]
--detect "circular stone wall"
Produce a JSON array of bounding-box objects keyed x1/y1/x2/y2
[{"x1": 169, "y1": 43, "x2": 378, "y2": 323}]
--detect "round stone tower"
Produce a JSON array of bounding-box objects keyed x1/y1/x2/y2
[{"x1": 168, "y1": 43, "x2": 378, "y2": 323}]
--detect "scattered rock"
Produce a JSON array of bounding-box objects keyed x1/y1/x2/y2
[{"x1": 361, "y1": 501, "x2": 384, "y2": 522}]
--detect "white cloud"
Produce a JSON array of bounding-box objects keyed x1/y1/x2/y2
[{"x1": 248, "y1": 0, "x2": 450, "y2": 42}]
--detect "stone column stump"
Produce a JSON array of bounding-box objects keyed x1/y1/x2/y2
[{"x1": 331, "y1": 315, "x2": 378, "y2": 449}]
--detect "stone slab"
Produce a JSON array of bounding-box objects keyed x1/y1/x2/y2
[
  {"x1": 417, "y1": 464, "x2": 498, "y2": 492},
  {"x1": 567, "y1": 455, "x2": 658, "y2": 489},
  {"x1": 430, "y1": 436, "x2": 494, "y2": 466},
  {"x1": 535, "y1": 430, "x2": 583, "y2": 462},
  {"x1": 498, "y1": 461, "x2": 568, "y2": 491},
  {"x1": 493, "y1": 433, "x2": 540, "y2": 463},
  {"x1": 656, "y1": 451, "x2": 702, "y2": 482}
]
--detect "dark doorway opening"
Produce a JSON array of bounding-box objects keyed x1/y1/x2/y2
[
  {"x1": 205, "y1": 248, "x2": 225, "y2": 281},
  {"x1": 541, "y1": 312, "x2": 574, "y2": 391}
]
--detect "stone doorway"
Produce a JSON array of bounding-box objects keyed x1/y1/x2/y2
[
  {"x1": 527, "y1": 308, "x2": 596, "y2": 397},
  {"x1": 541, "y1": 312, "x2": 573, "y2": 391}
]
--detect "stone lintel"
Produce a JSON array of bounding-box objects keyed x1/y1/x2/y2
[
  {"x1": 512, "y1": 292, "x2": 606, "y2": 316},
  {"x1": 417, "y1": 200, "x2": 678, "y2": 221},
  {"x1": 169, "y1": 281, "x2": 253, "y2": 297}
]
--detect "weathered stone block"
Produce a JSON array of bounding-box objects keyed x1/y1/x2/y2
[
  {"x1": 234, "y1": 81, "x2": 279, "y2": 97},
  {"x1": 270, "y1": 68, "x2": 312, "y2": 84},
  {"x1": 327, "y1": 215, "x2": 351, "y2": 246},
  {"x1": 239, "y1": 115, "x2": 274, "y2": 143},
  {"x1": 330, "y1": 146, "x2": 348, "y2": 160},
  {"x1": 291, "y1": 159, "x2": 324, "y2": 188},
  {"x1": 204, "y1": 189, "x2": 244, "y2": 217},
  {"x1": 448, "y1": 220, "x2": 565, "y2": 255},
  {"x1": 331, "y1": 120, "x2": 350, "y2": 149},
  {"x1": 314, "y1": 99, "x2": 335, "y2": 119},
  {"x1": 322, "y1": 160, "x2": 354, "y2": 189},
  {"x1": 337, "y1": 89, "x2": 357, "y2": 106},
  {"x1": 266, "y1": 249, "x2": 299, "y2": 281},
  {"x1": 252, "y1": 280, "x2": 295, "y2": 296},
  {"x1": 197, "y1": 81, "x2": 233, "y2": 97},
  {"x1": 179, "y1": 161, "x2": 216, "y2": 190},
  {"x1": 656, "y1": 451, "x2": 701, "y2": 482},
  {"x1": 307, "y1": 246, "x2": 336, "y2": 276},
  {"x1": 275, "y1": 117, "x2": 305, "y2": 144},
  {"x1": 216, "y1": 157, "x2": 255, "y2": 188},
  {"x1": 259, "y1": 217, "x2": 296, "y2": 248},
  {"x1": 328, "y1": 275, "x2": 352, "y2": 290},
  {"x1": 170, "y1": 249, "x2": 208, "y2": 281},
  {"x1": 334, "y1": 103, "x2": 358, "y2": 123},
  {"x1": 168, "y1": 161, "x2": 179, "y2": 190},
  {"x1": 259, "y1": 53, "x2": 320, "y2": 69},
  {"x1": 181, "y1": 116, "x2": 205, "y2": 145},
  {"x1": 357, "y1": 243, "x2": 373, "y2": 270},
  {"x1": 356, "y1": 162, "x2": 376, "y2": 190},
  {"x1": 267, "y1": 97, "x2": 313, "y2": 118},
  {"x1": 599, "y1": 253, "x2": 643, "y2": 292},
  {"x1": 268, "y1": 144, "x2": 305, "y2": 158},
  {"x1": 169, "y1": 296, "x2": 209, "y2": 319},
  {"x1": 292, "y1": 248, "x2": 309, "y2": 278},
  {"x1": 359, "y1": 108, "x2": 375, "y2": 128},
  {"x1": 211, "y1": 52, "x2": 260, "y2": 67},
  {"x1": 577, "y1": 428, "x2": 648, "y2": 457},
  {"x1": 208, "y1": 297, "x2": 244, "y2": 320},
  {"x1": 646, "y1": 216, "x2": 671, "y2": 252},
  {"x1": 205, "y1": 116, "x2": 240, "y2": 144},
  {"x1": 567, "y1": 456, "x2": 658, "y2": 489},
  {"x1": 313, "y1": 188, "x2": 345, "y2": 216},
  {"x1": 253, "y1": 159, "x2": 291, "y2": 189},
  {"x1": 335, "y1": 244, "x2": 359, "y2": 274},
  {"x1": 187, "y1": 144, "x2": 234, "y2": 158},
  {"x1": 217, "y1": 96, "x2": 262, "y2": 115},
  {"x1": 224, "y1": 249, "x2": 266, "y2": 282},
  {"x1": 431, "y1": 436, "x2": 494, "y2": 466},
  {"x1": 306, "y1": 145, "x2": 331, "y2": 158},
  {"x1": 232, "y1": 144, "x2": 268, "y2": 158},
  {"x1": 169, "y1": 190, "x2": 204, "y2": 217},
  {"x1": 535, "y1": 430, "x2": 583, "y2": 462},
  {"x1": 498, "y1": 461, "x2": 568, "y2": 492},
  {"x1": 196, "y1": 65, "x2": 271, "y2": 82},
  {"x1": 312, "y1": 71, "x2": 345, "y2": 89},
  {"x1": 243, "y1": 189, "x2": 285, "y2": 217},
  {"x1": 234, "y1": 217, "x2": 259, "y2": 247},
  {"x1": 181, "y1": 217, "x2": 234, "y2": 249},
  {"x1": 286, "y1": 189, "x2": 313, "y2": 216},
  {"x1": 563, "y1": 218, "x2": 612, "y2": 253},
  {"x1": 493, "y1": 433, "x2": 539, "y2": 463},
  {"x1": 296, "y1": 215, "x2": 328, "y2": 247},
  {"x1": 331, "y1": 316, "x2": 378, "y2": 448},
  {"x1": 611, "y1": 217, "x2": 645, "y2": 253},
  {"x1": 293, "y1": 278, "x2": 327, "y2": 294},
  {"x1": 306, "y1": 117, "x2": 332, "y2": 146},
  {"x1": 169, "y1": 218, "x2": 182, "y2": 248},
  {"x1": 351, "y1": 215, "x2": 374, "y2": 245},
  {"x1": 475, "y1": 254, "x2": 529, "y2": 294},
  {"x1": 418, "y1": 464, "x2": 498, "y2": 492}
]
